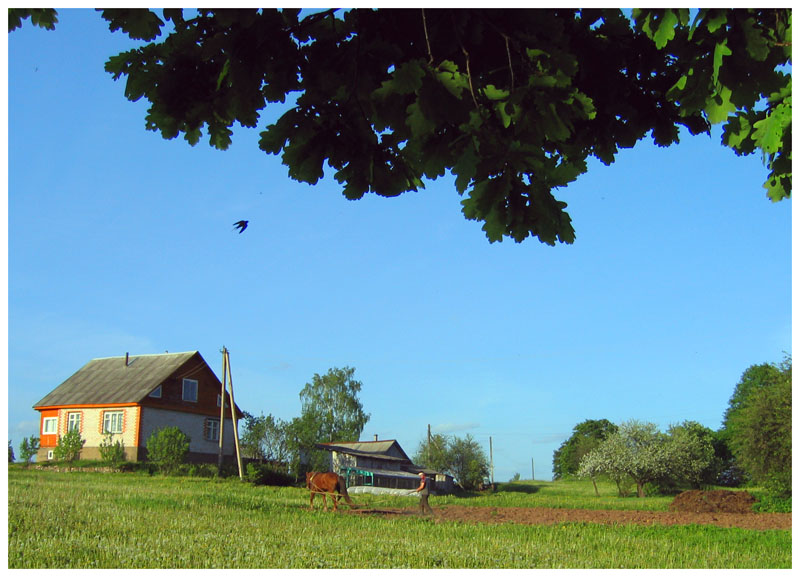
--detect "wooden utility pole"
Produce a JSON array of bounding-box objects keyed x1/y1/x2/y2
[
  {"x1": 427, "y1": 424, "x2": 432, "y2": 462},
  {"x1": 489, "y1": 436, "x2": 494, "y2": 487},
  {"x1": 217, "y1": 350, "x2": 227, "y2": 472},
  {"x1": 531, "y1": 458, "x2": 535, "y2": 481},
  {"x1": 218, "y1": 347, "x2": 244, "y2": 479}
]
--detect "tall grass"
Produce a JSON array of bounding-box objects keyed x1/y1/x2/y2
[{"x1": 8, "y1": 468, "x2": 790, "y2": 569}]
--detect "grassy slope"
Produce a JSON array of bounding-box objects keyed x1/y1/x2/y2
[{"x1": 7, "y1": 468, "x2": 791, "y2": 569}]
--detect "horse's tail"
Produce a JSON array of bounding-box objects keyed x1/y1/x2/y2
[{"x1": 337, "y1": 475, "x2": 356, "y2": 508}]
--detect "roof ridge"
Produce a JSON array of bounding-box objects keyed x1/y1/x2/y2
[{"x1": 91, "y1": 351, "x2": 198, "y2": 361}]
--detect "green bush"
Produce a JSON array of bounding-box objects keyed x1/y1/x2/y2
[
  {"x1": 246, "y1": 463, "x2": 294, "y2": 486},
  {"x1": 763, "y1": 470, "x2": 792, "y2": 498},
  {"x1": 146, "y1": 427, "x2": 190, "y2": 475},
  {"x1": 98, "y1": 434, "x2": 126, "y2": 469},
  {"x1": 19, "y1": 437, "x2": 39, "y2": 466},
  {"x1": 753, "y1": 493, "x2": 792, "y2": 513},
  {"x1": 54, "y1": 430, "x2": 85, "y2": 462}
]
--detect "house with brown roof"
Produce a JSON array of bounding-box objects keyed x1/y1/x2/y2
[
  {"x1": 33, "y1": 351, "x2": 243, "y2": 464},
  {"x1": 317, "y1": 437, "x2": 455, "y2": 494}
]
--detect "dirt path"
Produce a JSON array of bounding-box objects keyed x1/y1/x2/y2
[{"x1": 343, "y1": 505, "x2": 791, "y2": 531}]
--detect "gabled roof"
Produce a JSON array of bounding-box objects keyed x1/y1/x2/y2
[
  {"x1": 317, "y1": 439, "x2": 413, "y2": 463},
  {"x1": 33, "y1": 351, "x2": 213, "y2": 408}
]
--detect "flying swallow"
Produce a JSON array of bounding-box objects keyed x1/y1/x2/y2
[{"x1": 233, "y1": 220, "x2": 249, "y2": 233}]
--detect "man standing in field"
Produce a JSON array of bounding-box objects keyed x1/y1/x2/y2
[{"x1": 413, "y1": 472, "x2": 435, "y2": 516}]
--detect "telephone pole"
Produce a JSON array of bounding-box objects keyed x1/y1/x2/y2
[
  {"x1": 218, "y1": 346, "x2": 244, "y2": 479},
  {"x1": 489, "y1": 436, "x2": 494, "y2": 487}
]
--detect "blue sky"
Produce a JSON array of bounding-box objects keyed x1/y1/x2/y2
[{"x1": 7, "y1": 9, "x2": 792, "y2": 481}]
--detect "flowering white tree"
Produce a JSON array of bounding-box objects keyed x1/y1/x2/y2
[
  {"x1": 577, "y1": 438, "x2": 631, "y2": 497},
  {"x1": 578, "y1": 420, "x2": 673, "y2": 498}
]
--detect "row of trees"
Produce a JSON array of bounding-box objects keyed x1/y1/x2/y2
[{"x1": 553, "y1": 356, "x2": 791, "y2": 497}]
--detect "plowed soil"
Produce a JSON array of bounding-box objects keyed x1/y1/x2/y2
[{"x1": 341, "y1": 490, "x2": 791, "y2": 531}]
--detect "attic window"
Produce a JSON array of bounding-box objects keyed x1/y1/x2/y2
[
  {"x1": 149, "y1": 385, "x2": 162, "y2": 398},
  {"x1": 182, "y1": 379, "x2": 198, "y2": 402}
]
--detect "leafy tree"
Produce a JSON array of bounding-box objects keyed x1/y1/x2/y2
[
  {"x1": 722, "y1": 361, "x2": 785, "y2": 432},
  {"x1": 289, "y1": 367, "x2": 370, "y2": 473},
  {"x1": 726, "y1": 356, "x2": 791, "y2": 496},
  {"x1": 9, "y1": 8, "x2": 791, "y2": 244},
  {"x1": 146, "y1": 426, "x2": 191, "y2": 474},
  {"x1": 553, "y1": 418, "x2": 618, "y2": 479},
  {"x1": 665, "y1": 421, "x2": 718, "y2": 489},
  {"x1": 54, "y1": 429, "x2": 85, "y2": 463},
  {"x1": 19, "y1": 436, "x2": 39, "y2": 466},
  {"x1": 8, "y1": 440, "x2": 15, "y2": 463},
  {"x1": 413, "y1": 432, "x2": 489, "y2": 490},
  {"x1": 98, "y1": 433, "x2": 126, "y2": 468},
  {"x1": 413, "y1": 431, "x2": 452, "y2": 474},
  {"x1": 240, "y1": 412, "x2": 291, "y2": 469},
  {"x1": 448, "y1": 434, "x2": 490, "y2": 491}
]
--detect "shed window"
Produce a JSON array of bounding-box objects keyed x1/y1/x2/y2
[
  {"x1": 103, "y1": 411, "x2": 124, "y2": 434},
  {"x1": 42, "y1": 417, "x2": 57, "y2": 435},
  {"x1": 182, "y1": 379, "x2": 198, "y2": 402},
  {"x1": 149, "y1": 385, "x2": 162, "y2": 398}
]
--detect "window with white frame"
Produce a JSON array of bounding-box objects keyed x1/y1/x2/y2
[
  {"x1": 149, "y1": 385, "x2": 162, "y2": 398},
  {"x1": 67, "y1": 412, "x2": 81, "y2": 432},
  {"x1": 182, "y1": 378, "x2": 198, "y2": 402},
  {"x1": 204, "y1": 418, "x2": 220, "y2": 442},
  {"x1": 103, "y1": 411, "x2": 124, "y2": 434},
  {"x1": 42, "y1": 417, "x2": 57, "y2": 435}
]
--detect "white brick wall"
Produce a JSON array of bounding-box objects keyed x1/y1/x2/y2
[{"x1": 58, "y1": 407, "x2": 139, "y2": 450}]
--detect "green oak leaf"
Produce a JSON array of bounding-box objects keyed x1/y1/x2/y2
[
  {"x1": 705, "y1": 85, "x2": 736, "y2": 124},
  {"x1": 100, "y1": 9, "x2": 164, "y2": 41},
  {"x1": 652, "y1": 10, "x2": 680, "y2": 49},
  {"x1": 752, "y1": 102, "x2": 791, "y2": 155}
]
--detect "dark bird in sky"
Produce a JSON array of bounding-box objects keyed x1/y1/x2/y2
[{"x1": 233, "y1": 220, "x2": 249, "y2": 233}]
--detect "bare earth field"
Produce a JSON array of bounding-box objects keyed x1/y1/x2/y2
[{"x1": 343, "y1": 491, "x2": 791, "y2": 531}]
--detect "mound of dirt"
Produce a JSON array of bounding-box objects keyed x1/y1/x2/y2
[{"x1": 669, "y1": 490, "x2": 756, "y2": 514}]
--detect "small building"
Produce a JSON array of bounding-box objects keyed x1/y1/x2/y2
[
  {"x1": 317, "y1": 438, "x2": 455, "y2": 494},
  {"x1": 33, "y1": 351, "x2": 243, "y2": 464}
]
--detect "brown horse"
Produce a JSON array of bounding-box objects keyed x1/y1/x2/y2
[{"x1": 305, "y1": 471, "x2": 355, "y2": 511}]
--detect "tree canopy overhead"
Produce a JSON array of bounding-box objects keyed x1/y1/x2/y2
[{"x1": 10, "y1": 8, "x2": 792, "y2": 244}]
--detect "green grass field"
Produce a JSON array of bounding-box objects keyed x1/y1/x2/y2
[{"x1": 7, "y1": 467, "x2": 791, "y2": 569}]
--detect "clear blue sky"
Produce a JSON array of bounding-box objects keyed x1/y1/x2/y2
[{"x1": 7, "y1": 9, "x2": 792, "y2": 481}]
